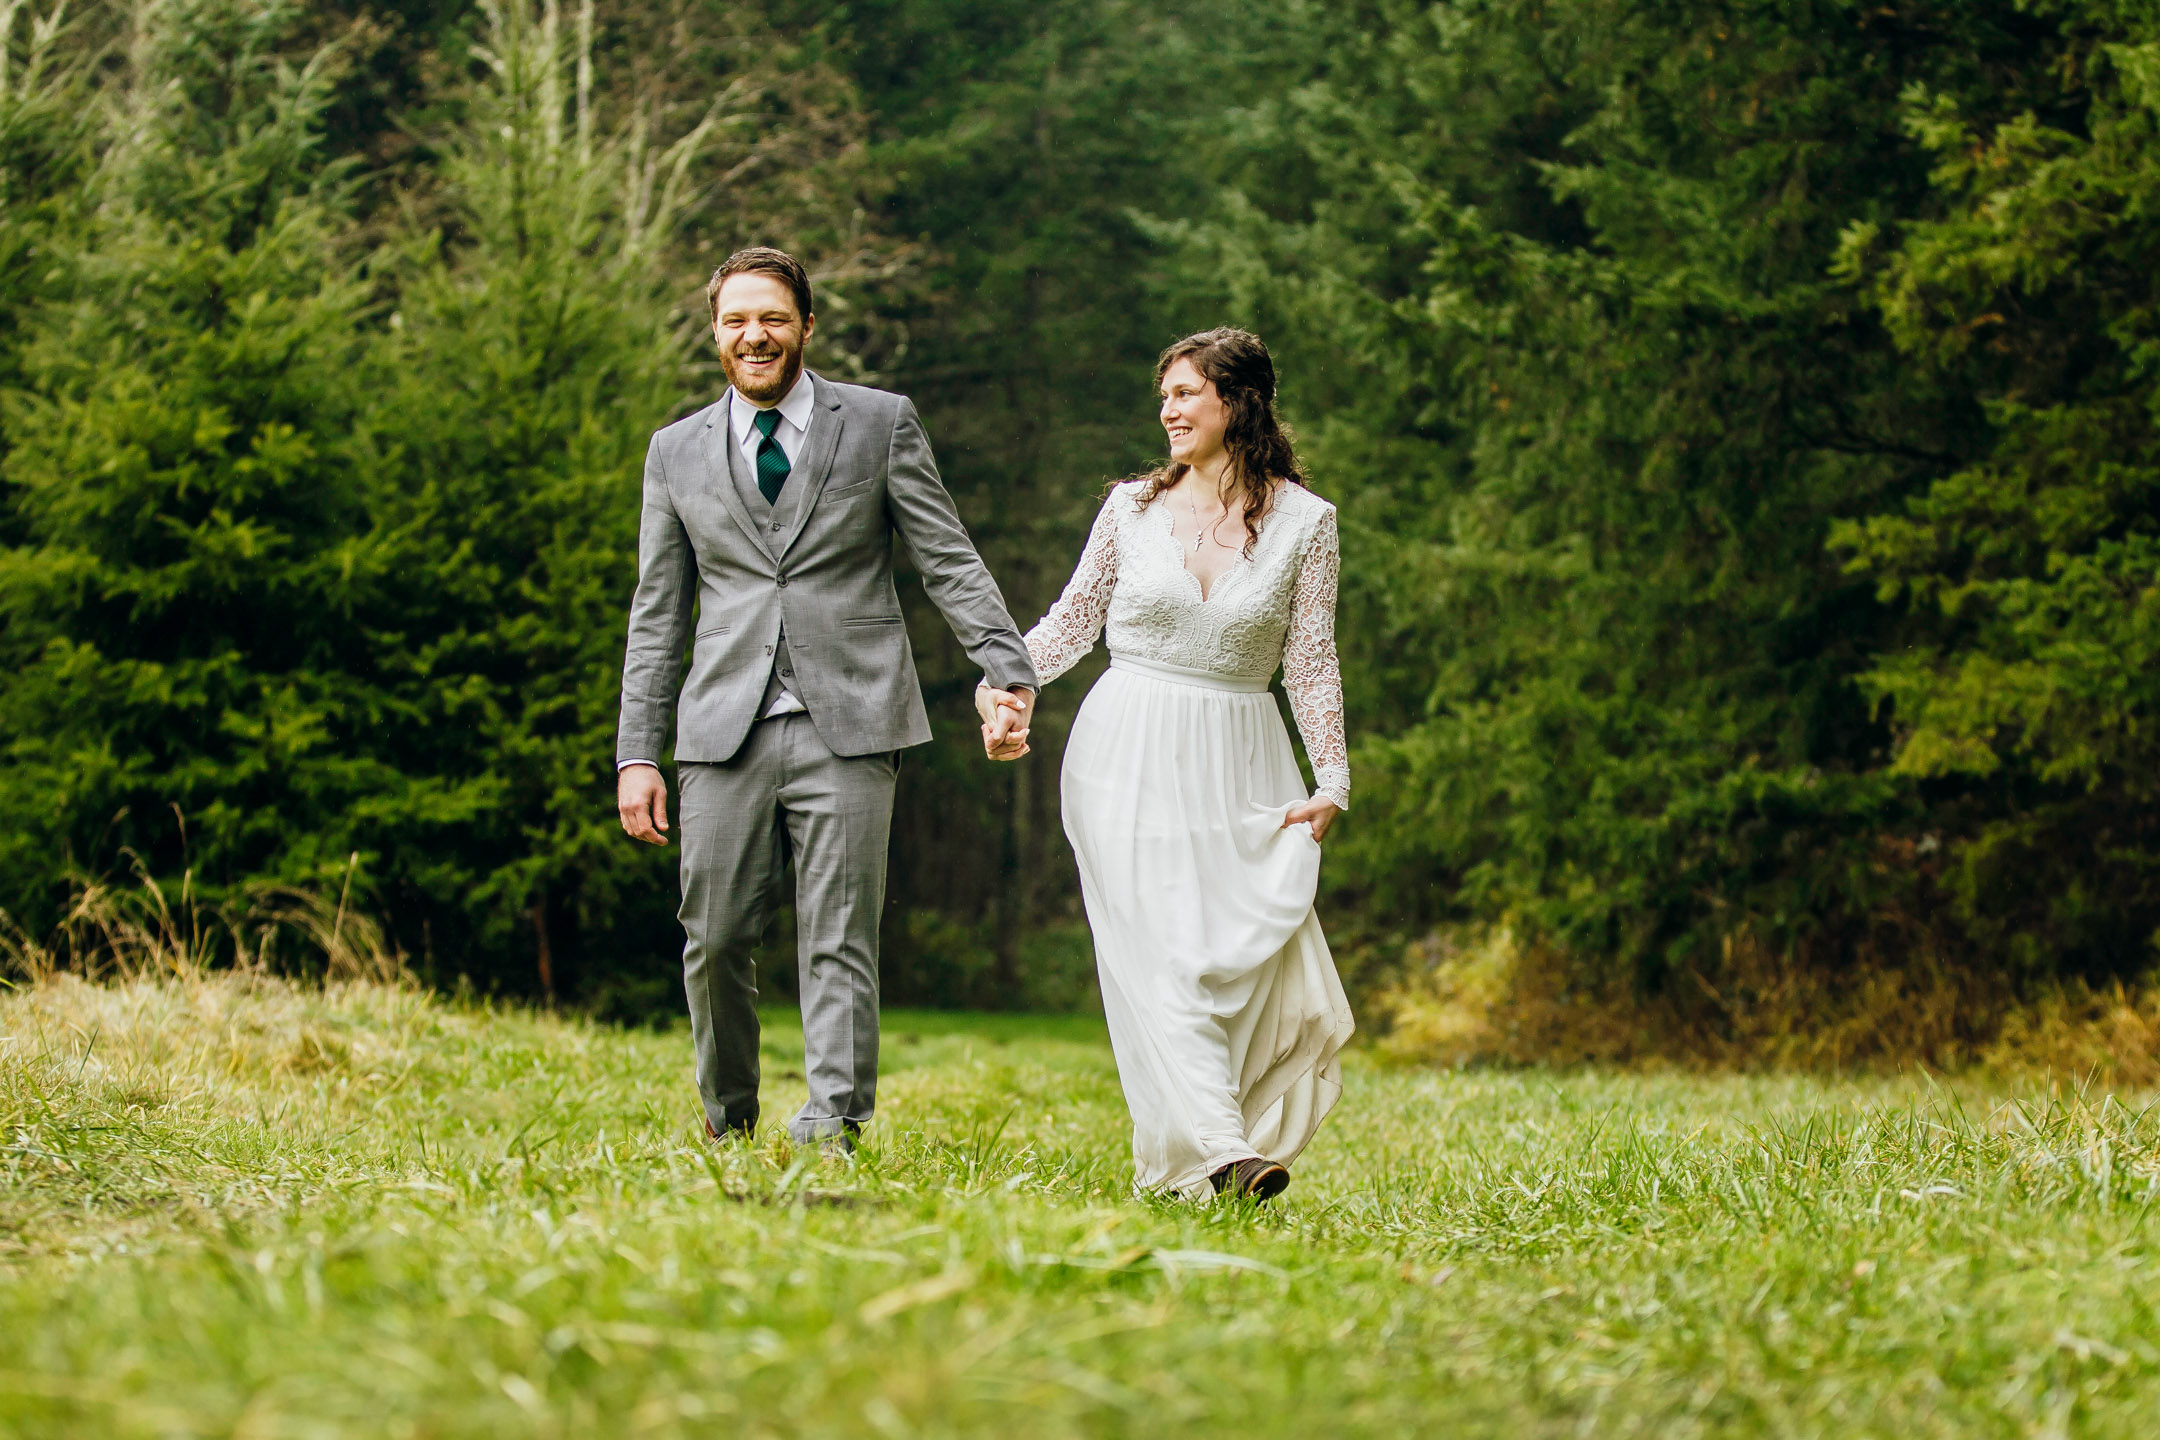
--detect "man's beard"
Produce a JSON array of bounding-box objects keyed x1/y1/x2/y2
[{"x1": 723, "y1": 343, "x2": 803, "y2": 404}]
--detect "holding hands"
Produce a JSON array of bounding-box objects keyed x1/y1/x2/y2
[{"x1": 976, "y1": 683, "x2": 1034, "y2": 761}]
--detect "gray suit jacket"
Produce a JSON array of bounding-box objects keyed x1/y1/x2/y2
[{"x1": 617, "y1": 373, "x2": 1038, "y2": 764}]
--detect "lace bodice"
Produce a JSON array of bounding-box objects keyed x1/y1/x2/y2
[{"x1": 1023, "y1": 480, "x2": 1350, "y2": 810}]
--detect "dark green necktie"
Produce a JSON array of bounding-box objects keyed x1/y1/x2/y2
[{"x1": 753, "y1": 408, "x2": 790, "y2": 505}]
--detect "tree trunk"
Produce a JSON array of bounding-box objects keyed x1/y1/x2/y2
[{"x1": 530, "y1": 891, "x2": 554, "y2": 1004}]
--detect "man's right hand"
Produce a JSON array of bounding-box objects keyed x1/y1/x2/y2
[{"x1": 618, "y1": 763, "x2": 671, "y2": 844}]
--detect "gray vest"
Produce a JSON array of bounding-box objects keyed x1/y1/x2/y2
[{"x1": 725, "y1": 413, "x2": 807, "y2": 718}]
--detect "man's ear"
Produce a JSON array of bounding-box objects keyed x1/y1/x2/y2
[{"x1": 801, "y1": 312, "x2": 815, "y2": 344}]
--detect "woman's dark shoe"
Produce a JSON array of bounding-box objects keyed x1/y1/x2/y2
[{"x1": 1209, "y1": 1157, "x2": 1290, "y2": 1201}]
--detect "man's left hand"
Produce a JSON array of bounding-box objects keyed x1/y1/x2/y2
[{"x1": 978, "y1": 685, "x2": 1035, "y2": 761}]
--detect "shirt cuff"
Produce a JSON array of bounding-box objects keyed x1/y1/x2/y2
[{"x1": 617, "y1": 759, "x2": 659, "y2": 770}]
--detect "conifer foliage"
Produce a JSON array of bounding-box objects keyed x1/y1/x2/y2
[
  {"x1": 0, "y1": 0, "x2": 735, "y2": 996},
  {"x1": 1, "y1": 0, "x2": 381, "y2": 949},
  {"x1": 1186, "y1": 0, "x2": 2160, "y2": 993},
  {"x1": 4, "y1": 0, "x2": 2159, "y2": 1010},
  {"x1": 1835, "y1": 23, "x2": 2160, "y2": 975}
]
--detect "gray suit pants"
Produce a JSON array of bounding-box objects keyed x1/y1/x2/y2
[{"x1": 678, "y1": 714, "x2": 897, "y2": 1143}]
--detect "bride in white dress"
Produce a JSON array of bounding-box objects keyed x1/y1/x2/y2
[{"x1": 978, "y1": 328, "x2": 1354, "y2": 1201}]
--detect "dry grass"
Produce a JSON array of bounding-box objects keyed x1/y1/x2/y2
[
  {"x1": 0, "y1": 971, "x2": 446, "y2": 1259},
  {"x1": 1368, "y1": 924, "x2": 2160, "y2": 1081},
  {"x1": 0, "y1": 858, "x2": 400, "y2": 988}
]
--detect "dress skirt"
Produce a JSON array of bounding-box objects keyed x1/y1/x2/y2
[{"x1": 1061, "y1": 652, "x2": 1356, "y2": 1198}]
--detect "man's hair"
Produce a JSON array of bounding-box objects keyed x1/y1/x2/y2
[{"x1": 707, "y1": 247, "x2": 814, "y2": 325}]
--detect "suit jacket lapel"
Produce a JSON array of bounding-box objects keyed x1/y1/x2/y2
[
  {"x1": 705, "y1": 389, "x2": 777, "y2": 564},
  {"x1": 777, "y1": 373, "x2": 845, "y2": 561}
]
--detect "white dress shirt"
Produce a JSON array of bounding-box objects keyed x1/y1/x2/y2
[
  {"x1": 730, "y1": 366, "x2": 815, "y2": 471},
  {"x1": 619, "y1": 370, "x2": 816, "y2": 771}
]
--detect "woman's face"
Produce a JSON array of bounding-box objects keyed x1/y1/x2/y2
[{"x1": 1159, "y1": 357, "x2": 1228, "y2": 468}]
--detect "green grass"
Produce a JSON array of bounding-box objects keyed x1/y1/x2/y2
[{"x1": 4, "y1": 976, "x2": 2160, "y2": 1437}]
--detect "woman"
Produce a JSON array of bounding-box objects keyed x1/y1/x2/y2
[{"x1": 978, "y1": 328, "x2": 1353, "y2": 1201}]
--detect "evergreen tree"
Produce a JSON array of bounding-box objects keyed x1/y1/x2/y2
[
  {"x1": 1179, "y1": 0, "x2": 2089, "y2": 990},
  {"x1": 0, "y1": 0, "x2": 94, "y2": 405},
  {"x1": 1836, "y1": 6, "x2": 2160, "y2": 976},
  {"x1": 0, "y1": 0, "x2": 866, "y2": 999},
  {"x1": 355, "y1": 0, "x2": 705, "y2": 998},
  {"x1": 0, "y1": 0, "x2": 379, "y2": 928},
  {"x1": 9, "y1": 0, "x2": 2159, "y2": 1014}
]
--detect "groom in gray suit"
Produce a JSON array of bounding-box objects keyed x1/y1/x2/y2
[{"x1": 616, "y1": 247, "x2": 1038, "y2": 1147}]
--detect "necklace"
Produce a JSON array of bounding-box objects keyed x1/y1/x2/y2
[{"x1": 1183, "y1": 491, "x2": 1222, "y2": 553}]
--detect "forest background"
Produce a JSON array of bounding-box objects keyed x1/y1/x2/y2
[{"x1": 2, "y1": 0, "x2": 2157, "y2": 1066}]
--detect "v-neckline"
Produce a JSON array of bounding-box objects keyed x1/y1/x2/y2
[
  {"x1": 1158, "y1": 487, "x2": 1279, "y2": 604},
  {"x1": 1158, "y1": 500, "x2": 1237, "y2": 604}
]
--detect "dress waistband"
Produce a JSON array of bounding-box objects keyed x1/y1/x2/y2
[{"x1": 1109, "y1": 653, "x2": 1271, "y2": 694}]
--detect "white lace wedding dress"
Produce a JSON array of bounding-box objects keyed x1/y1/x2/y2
[{"x1": 1023, "y1": 479, "x2": 1355, "y2": 1197}]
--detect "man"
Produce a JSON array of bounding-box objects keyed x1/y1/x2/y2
[{"x1": 616, "y1": 247, "x2": 1036, "y2": 1148}]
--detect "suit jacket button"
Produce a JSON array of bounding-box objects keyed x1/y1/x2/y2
[
  {"x1": 776, "y1": 577, "x2": 788, "y2": 588},
  {"x1": 771, "y1": 522, "x2": 782, "y2": 531}
]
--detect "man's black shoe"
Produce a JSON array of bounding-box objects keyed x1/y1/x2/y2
[{"x1": 702, "y1": 1113, "x2": 756, "y2": 1143}]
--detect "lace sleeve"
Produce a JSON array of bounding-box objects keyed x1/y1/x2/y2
[
  {"x1": 1283, "y1": 506, "x2": 1350, "y2": 810},
  {"x1": 1020, "y1": 493, "x2": 1121, "y2": 687}
]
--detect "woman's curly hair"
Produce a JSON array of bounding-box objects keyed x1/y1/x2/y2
[{"x1": 1127, "y1": 328, "x2": 1306, "y2": 557}]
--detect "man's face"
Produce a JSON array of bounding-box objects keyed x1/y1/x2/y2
[{"x1": 713, "y1": 273, "x2": 814, "y2": 404}]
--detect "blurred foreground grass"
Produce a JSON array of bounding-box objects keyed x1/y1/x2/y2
[{"x1": 5, "y1": 975, "x2": 2160, "y2": 1437}]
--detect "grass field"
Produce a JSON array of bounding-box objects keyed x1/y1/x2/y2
[{"x1": 5, "y1": 975, "x2": 2160, "y2": 1437}]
